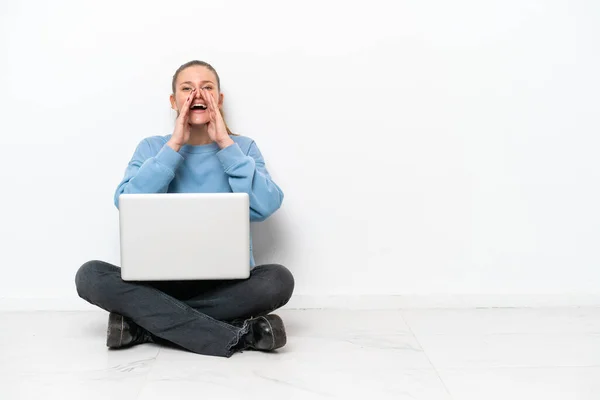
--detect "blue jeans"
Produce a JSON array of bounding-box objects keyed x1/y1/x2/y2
[{"x1": 75, "y1": 260, "x2": 294, "y2": 357}]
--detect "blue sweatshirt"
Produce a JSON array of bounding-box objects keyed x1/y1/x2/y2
[{"x1": 114, "y1": 134, "x2": 284, "y2": 268}]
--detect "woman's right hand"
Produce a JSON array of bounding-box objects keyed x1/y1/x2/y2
[{"x1": 167, "y1": 89, "x2": 195, "y2": 152}]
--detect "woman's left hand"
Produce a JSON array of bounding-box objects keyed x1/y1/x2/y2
[{"x1": 200, "y1": 89, "x2": 233, "y2": 149}]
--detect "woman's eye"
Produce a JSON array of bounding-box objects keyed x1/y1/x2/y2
[
  {"x1": 203, "y1": 86, "x2": 213, "y2": 91},
  {"x1": 182, "y1": 87, "x2": 191, "y2": 91}
]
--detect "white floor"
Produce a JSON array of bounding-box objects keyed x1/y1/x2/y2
[{"x1": 1, "y1": 308, "x2": 600, "y2": 400}]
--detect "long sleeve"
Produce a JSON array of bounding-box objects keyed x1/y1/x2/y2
[
  {"x1": 114, "y1": 139, "x2": 184, "y2": 209},
  {"x1": 216, "y1": 141, "x2": 284, "y2": 222}
]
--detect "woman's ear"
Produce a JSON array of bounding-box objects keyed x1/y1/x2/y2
[
  {"x1": 218, "y1": 92, "x2": 224, "y2": 108},
  {"x1": 169, "y1": 94, "x2": 177, "y2": 110}
]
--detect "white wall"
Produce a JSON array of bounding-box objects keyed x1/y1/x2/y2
[{"x1": 1, "y1": 0, "x2": 599, "y2": 307}]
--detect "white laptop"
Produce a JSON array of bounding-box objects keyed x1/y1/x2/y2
[{"x1": 118, "y1": 193, "x2": 250, "y2": 281}]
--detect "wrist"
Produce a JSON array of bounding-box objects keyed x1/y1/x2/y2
[
  {"x1": 167, "y1": 140, "x2": 182, "y2": 152},
  {"x1": 216, "y1": 137, "x2": 234, "y2": 149}
]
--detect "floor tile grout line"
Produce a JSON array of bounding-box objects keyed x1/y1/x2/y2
[
  {"x1": 399, "y1": 309, "x2": 455, "y2": 399},
  {"x1": 135, "y1": 347, "x2": 161, "y2": 400}
]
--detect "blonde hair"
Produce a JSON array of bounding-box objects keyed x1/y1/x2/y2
[{"x1": 172, "y1": 60, "x2": 236, "y2": 136}]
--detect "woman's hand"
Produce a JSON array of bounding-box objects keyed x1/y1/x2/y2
[
  {"x1": 200, "y1": 88, "x2": 234, "y2": 149},
  {"x1": 167, "y1": 89, "x2": 195, "y2": 152}
]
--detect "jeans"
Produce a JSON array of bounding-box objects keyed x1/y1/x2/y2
[{"x1": 75, "y1": 260, "x2": 294, "y2": 357}]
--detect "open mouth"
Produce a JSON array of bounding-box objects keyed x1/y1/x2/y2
[{"x1": 191, "y1": 104, "x2": 208, "y2": 111}]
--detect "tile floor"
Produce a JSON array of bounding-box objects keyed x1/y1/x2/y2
[{"x1": 1, "y1": 308, "x2": 599, "y2": 399}]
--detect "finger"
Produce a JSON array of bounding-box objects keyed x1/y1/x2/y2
[
  {"x1": 201, "y1": 89, "x2": 216, "y2": 119},
  {"x1": 208, "y1": 90, "x2": 217, "y2": 110},
  {"x1": 180, "y1": 90, "x2": 193, "y2": 118},
  {"x1": 200, "y1": 89, "x2": 211, "y2": 108},
  {"x1": 206, "y1": 90, "x2": 218, "y2": 118},
  {"x1": 180, "y1": 89, "x2": 195, "y2": 120}
]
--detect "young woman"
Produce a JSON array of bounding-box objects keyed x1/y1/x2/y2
[{"x1": 75, "y1": 60, "x2": 294, "y2": 358}]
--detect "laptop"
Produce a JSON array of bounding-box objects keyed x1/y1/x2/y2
[{"x1": 118, "y1": 192, "x2": 250, "y2": 281}]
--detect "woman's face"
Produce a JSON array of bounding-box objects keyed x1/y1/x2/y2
[{"x1": 170, "y1": 66, "x2": 223, "y2": 126}]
